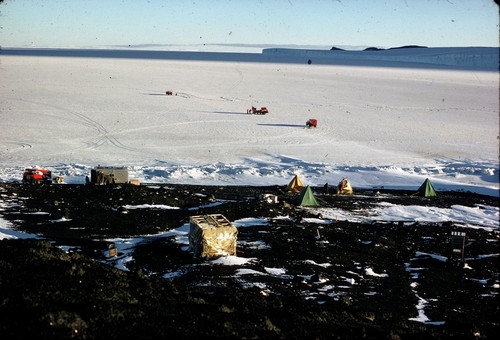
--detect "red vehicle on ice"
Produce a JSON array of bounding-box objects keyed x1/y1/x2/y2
[
  {"x1": 306, "y1": 119, "x2": 318, "y2": 128},
  {"x1": 247, "y1": 106, "x2": 268, "y2": 115}
]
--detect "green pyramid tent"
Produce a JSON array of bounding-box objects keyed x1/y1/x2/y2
[
  {"x1": 417, "y1": 178, "x2": 437, "y2": 197},
  {"x1": 296, "y1": 185, "x2": 320, "y2": 207}
]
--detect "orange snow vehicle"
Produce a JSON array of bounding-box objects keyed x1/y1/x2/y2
[{"x1": 22, "y1": 168, "x2": 52, "y2": 184}]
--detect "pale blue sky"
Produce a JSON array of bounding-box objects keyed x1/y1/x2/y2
[{"x1": 0, "y1": 0, "x2": 498, "y2": 49}]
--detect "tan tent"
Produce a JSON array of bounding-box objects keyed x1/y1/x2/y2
[
  {"x1": 287, "y1": 175, "x2": 304, "y2": 194},
  {"x1": 337, "y1": 178, "x2": 353, "y2": 195}
]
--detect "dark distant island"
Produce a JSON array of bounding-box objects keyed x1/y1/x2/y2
[
  {"x1": 388, "y1": 45, "x2": 428, "y2": 50},
  {"x1": 330, "y1": 45, "x2": 428, "y2": 51}
]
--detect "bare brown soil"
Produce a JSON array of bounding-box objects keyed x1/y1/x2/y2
[{"x1": 0, "y1": 182, "x2": 498, "y2": 339}]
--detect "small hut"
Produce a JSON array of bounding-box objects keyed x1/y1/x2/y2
[{"x1": 90, "y1": 166, "x2": 128, "y2": 185}]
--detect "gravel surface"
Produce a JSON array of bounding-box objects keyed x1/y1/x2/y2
[{"x1": 0, "y1": 183, "x2": 498, "y2": 339}]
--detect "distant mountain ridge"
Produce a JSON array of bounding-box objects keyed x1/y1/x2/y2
[{"x1": 263, "y1": 46, "x2": 499, "y2": 70}]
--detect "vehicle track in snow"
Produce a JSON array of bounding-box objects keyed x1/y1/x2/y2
[
  {"x1": 0, "y1": 142, "x2": 33, "y2": 161},
  {"x1": 8, "y1": 98, "x2": 138, "y2": 152}
]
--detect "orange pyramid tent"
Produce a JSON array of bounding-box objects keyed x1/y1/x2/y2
[{"x1": 287, "y1": 175, "x2": 304, "y2": 194}]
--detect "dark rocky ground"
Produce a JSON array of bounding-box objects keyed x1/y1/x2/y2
[{"x1": 0, "y1": 182, "x2": 499, "y2": 339}]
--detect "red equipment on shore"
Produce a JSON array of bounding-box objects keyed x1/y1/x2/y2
[{"x1": 22, "y1": 168, "x2": 52, "y2": 184}]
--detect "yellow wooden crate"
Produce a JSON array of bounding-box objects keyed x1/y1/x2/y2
[{"x1": 189, "y1": 214, "x2": 238, "y2": 259}]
